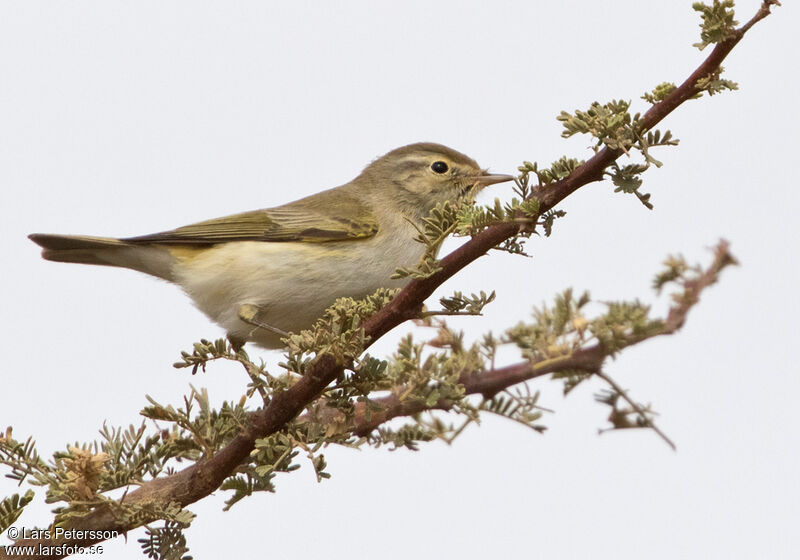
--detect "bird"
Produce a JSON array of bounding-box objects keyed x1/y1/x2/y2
[{"x1": 29, "y1": 143, "x2": 513, "y2": 349}]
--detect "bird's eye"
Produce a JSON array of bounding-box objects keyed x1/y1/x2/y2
[{"x1": 431, "y1": 161, "x2": 449, "y2": 174}]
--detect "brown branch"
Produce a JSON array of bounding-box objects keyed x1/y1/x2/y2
[
  {"x1": 0, "y1": 2, "x2": 774, "y2": 557},
  {"x1": 664, "y1": 240, "x2": 738, "y2": 332},
  {"x1": 347, "y1": 356, "x2": 599, "y2": 437}
]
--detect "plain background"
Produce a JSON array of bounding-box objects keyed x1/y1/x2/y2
[{"x1": 2, "y1": 1, "x2": 798, "y2": 558}]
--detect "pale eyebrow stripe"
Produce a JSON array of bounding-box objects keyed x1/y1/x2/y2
[{"x1": 393, "y1": 157, "x2": 431, "y2": 174}]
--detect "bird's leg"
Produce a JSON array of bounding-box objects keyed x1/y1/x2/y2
[
  {"x1": 227, "y1": 334, "x2": 247, "y2": 352},
  {"x1": 238, "y1": 303, "x2": 290, "y2": 338}
]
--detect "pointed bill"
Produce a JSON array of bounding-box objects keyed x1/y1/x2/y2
[{"x1": 474, "y1": 173, "x2": 515, "y2": 186}]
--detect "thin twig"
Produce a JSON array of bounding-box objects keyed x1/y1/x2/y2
[{"x1": 595, "y1": 371, "x2": 677, "y2": 451}]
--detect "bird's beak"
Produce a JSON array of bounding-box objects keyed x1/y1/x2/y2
[{"x1": 473, "y1": 173, "x2": 515, "y2": 187}]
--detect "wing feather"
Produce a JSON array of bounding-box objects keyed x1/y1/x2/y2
[{"x1": 123, "y1": 189, "x2": 378, "y2": 245}]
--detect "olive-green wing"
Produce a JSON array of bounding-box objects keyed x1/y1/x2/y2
[{"x1": 123, "y1": 189, "x2": 379, "y2": 245}]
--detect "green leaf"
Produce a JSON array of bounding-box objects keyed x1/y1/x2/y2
[
  {"x1": 693, "y1": 0, "x2": 738, "y2": 50},
  {"x1": 0, "y1": 490, "x2": 34, "y2": 533}
]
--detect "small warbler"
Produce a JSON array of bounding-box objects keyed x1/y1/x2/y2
[{"x1": 30, "y1": 143, "x2": 513, "y2": 348}]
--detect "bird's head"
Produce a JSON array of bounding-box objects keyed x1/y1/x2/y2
[{"x1": 357, "y1": 142, "x2": 514, "y2": 218}]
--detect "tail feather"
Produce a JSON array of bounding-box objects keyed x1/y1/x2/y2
[
  {"x1": 29, "y1": 233, "x2": 176, "y2": 281},
  {"x1": 29, "y1": 233, "x2": 124, "y2": 251}
]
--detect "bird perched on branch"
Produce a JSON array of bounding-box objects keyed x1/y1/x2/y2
[{"x1": 30, "y1": 143, "x2": 513, "y2": 348}]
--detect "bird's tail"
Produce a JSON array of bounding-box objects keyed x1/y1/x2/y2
[
  {"x1": 29, "y1": 234, "x2": 128, "y2": 265},
  {"x1": 29, "y1": 233, "x2": 176, "y2": 281}
]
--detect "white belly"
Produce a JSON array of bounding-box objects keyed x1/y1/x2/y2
[{"x1": 172, "y1": 225, "x2": 425, "y2": 348}]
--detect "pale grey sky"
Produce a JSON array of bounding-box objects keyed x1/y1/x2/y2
[{"x1": 2, "y1": 1, "x2": 798, "y2": 558}]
